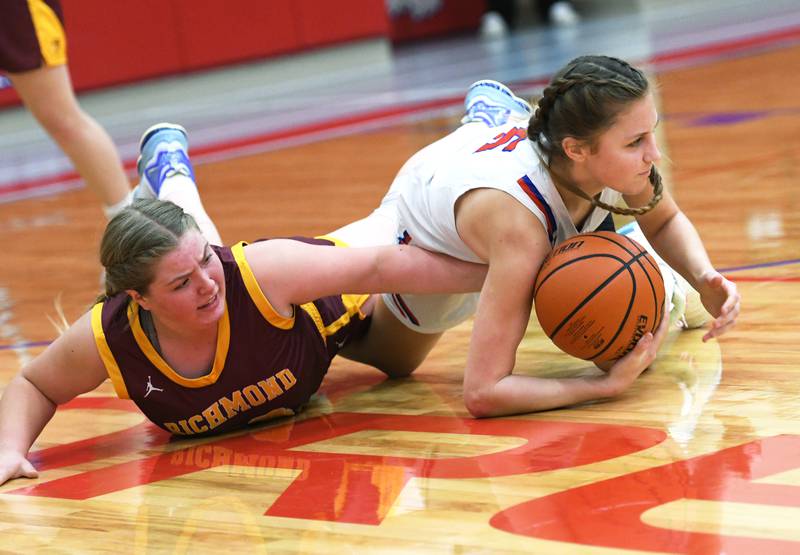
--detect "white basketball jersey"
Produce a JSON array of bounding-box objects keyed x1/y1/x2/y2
[
  {"x1": 376, "y1": 121, "x2": 622, "y2": 333},
  {"x1": 386, "y1": 121, "x2": 622, "y2": 262}
]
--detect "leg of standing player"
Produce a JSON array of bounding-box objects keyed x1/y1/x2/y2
[
  {"x1": 2, "y1": 0, "x2": 132, "y2": 219},
  {"x1": 9, "y1": 66, "x2": 132, "y2": 216}
]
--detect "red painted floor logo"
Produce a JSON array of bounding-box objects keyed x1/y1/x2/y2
[
  {"x1": 21, "y1": 398, "x2": 800, "y2": 553},
  {"x1": 12, "y1": 398, "x2": 664, "y2": 527},
  {"x1": 491, "y1": 434, "x2": 800, "y2": 554}
]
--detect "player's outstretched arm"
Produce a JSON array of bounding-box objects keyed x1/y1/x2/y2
[
  {"x1": 0, "y1": 311, "x2": 108, "y2": 486},
  {"x1": 0, "y1": 373, "x2": 54, "y2": 486},
  {"x1": 241, "y1": 239, "x2": 487, "y2": 312},
  {"x1": 693, "y1": 270, "x2": 739, "y2": 342}
]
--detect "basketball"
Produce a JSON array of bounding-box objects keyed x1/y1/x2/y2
[{"x1": 533, "y1": 231, "x2": 666, "y2": 365}]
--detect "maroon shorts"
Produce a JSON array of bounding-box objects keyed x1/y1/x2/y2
[{"x1": 0, "y1": 0, "x2": 66, "y2": 73}]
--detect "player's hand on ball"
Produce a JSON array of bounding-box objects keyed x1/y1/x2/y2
[
  {"x1": 0, "y1": 448, "x2": 38, "y2": 486},
  {"x1": 603, "y1": 309, "x2": 670, "y2": 395},
  {"x1": 696, "y1": 270, "x2": 740, "y2": 342}
]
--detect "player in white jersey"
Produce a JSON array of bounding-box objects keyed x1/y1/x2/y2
[
  {"x1": 331, "y1": 57, "x2": 740, "y2": 417},
  {"x1": 335, "y1": 120, "x2": 615, "y2": 335}
]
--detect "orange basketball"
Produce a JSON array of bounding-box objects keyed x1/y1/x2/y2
[{"x1": 533, "y1": 231, "x2": 666, "y2": 365}]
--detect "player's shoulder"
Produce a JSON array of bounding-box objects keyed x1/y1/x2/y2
[{"x1": 457, "y1": 185, "x2": 551, "y2": 240}]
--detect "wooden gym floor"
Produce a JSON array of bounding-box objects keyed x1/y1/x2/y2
[{"x1": 1, "y1": 20, "x2": 800, "y2": 555}]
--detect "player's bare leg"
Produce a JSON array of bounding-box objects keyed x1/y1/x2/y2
[
  {"x1": 9, "y1": 65, "x2": 131, "y2": 217},
  {"x1": 338, "y1": 297, "x2": 444, "y2": 378}
]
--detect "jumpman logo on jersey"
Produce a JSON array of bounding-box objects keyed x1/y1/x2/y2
[{"x1": 144, "y1": 376, "x2": 164, "y2": 397}]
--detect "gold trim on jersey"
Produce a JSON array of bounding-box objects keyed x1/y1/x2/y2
[
  {"x1": 90, "y1": 303, "x2": 130, "y2": 399},
  {"x1": 231, "y1": 240, "x2": 367, "y2": 345},
  {"x1": 27, "y1": 0, "x2": 67, "y2": 66},
  {"x1": 299, "y1": 302, "x2": 325, "y2": 340},
  {"x1": 311, "y1": 236, "x2": 369, "y2": 337},
  {"x1": 320, "y1": 293, "x2": 369, "y2": 337},
  {"x1": 231, "y1": 241, "x2": 295, "y2": 329},
  {"x1": 315, "y1": 235, "x2": 349, "y2": 247},
  {"x1": 126, "y1": 300, "x2": 231, "y2": 388}
]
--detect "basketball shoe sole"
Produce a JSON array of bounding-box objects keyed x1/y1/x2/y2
[{"x1": 133, "y1": 123, "x2": 194, "y2": 199}]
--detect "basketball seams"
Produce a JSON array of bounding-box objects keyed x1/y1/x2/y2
[
  {"x1": 533, "y1": 231, "x2": 666, "y2": 363},
  {"x1": 638, "y1": 260, "x2": 665, "y2": 333},
  {"x1": 585, "y1": 250, "x2": 659, "y2": 361},
  {"x1": 534, "y1": 252, "x2": 629, "y2": 297},
  {"x1": 577, "y1": 252, "x2": 650, "y2": 362},
  {"x1": 619, "y1": 234, "x2": 664, "y2": 332},
  {"x1": 548, "y1": 261, "x2": 630, "y2": 338},
  {"x1": 584, "y1": 232, "x2": 658, "y2": 273},
  {"x1": 585, "y1": 232, "x2": 659, "y2": 274},
  {"x1": 549, "y1": 251, "x2": 649, "y2": 340},
  {"x1": 588, "y1": 267, "x2": 637, "y2": 362},
  {"x1": 585, "y1": 232, "x2": 664, "y2": 333}
]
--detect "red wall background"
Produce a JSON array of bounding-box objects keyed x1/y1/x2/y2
[{"x1": 0, "y1": 0, "x2": 485, "y2": 108}]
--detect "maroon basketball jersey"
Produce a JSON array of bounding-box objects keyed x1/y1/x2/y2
[{"x1": 90, "y1": 239, "x2": 370, "y2": 436}]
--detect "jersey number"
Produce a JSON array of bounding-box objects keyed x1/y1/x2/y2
[{"x1": 475, "y1": 127, "x2": 527, "y2": 153}]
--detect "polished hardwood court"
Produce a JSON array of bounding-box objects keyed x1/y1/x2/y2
[{"x1": 0, "y1": 43, "x2": 799, "y2": 554}]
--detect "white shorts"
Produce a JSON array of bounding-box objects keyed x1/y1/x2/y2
[
  {"x1": 328, "y1": 188, "x2": 480, "y2": 334},
  {"x1": 381, "y1": 290, "x2": 479, "y2": 334}
]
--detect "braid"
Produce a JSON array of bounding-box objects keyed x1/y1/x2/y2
[
  {"x1": 526, "y1": 55, "x2": 661, "y2": 215},
  {"x1": 592, "y1": 166, "x2": 664, "y2": 216},
  {"x1": 529, "y1": 58, "x2": 647, "y2": 154},
  {"x1": 528, "y1": 77, "x2": 577, "y2": 156}
]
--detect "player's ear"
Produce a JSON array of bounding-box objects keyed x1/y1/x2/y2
[
  {"x1": 561, "y1": 136, "x2": 590, "y2": 162},
  {"x1": 127, "y1": 289, "x2": 151, "y2": 310}
]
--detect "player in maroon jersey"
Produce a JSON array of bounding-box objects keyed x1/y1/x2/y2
[{"x1": 0, "y1": 124, "x2": 487, "y2": 485}]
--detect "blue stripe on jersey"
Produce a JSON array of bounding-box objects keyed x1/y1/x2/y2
[{"x1": 517, "y1": 175, "x2": 557, "y2": 244}]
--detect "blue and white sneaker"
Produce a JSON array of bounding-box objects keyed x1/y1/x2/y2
[
  {"x1": 133, "y1": 123, "x2": 195, "y2": 199},
  {"x1": 461, "y1": 80, "x2": 533, "y2": 128}
]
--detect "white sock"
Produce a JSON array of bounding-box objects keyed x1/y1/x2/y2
[{"x1": 159, "y1": 174, "x2": 223, "y2": 245}]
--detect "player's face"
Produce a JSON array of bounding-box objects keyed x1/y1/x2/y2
[
  {"x1": 138, "y1": 230, "x2": 226, "y2": 330},
  {"x1": 584, "y1": 93, "x2": 662, "y2": 195}
]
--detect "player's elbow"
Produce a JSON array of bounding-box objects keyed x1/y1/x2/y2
[{"x1": 463, "y1": 388, "x2": 496, "y2": 418}]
